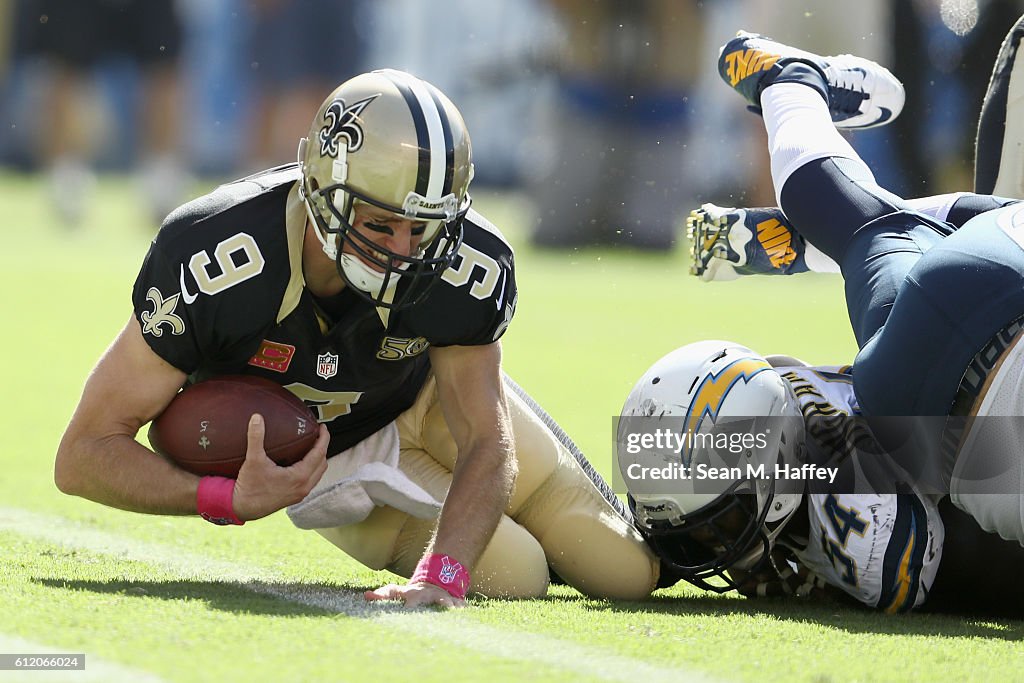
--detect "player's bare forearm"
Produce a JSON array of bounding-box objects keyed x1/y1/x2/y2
[
  {"x1": 365, "y1": 344, "x2": 514, "y2": 607},
  {"x1": 57, "y1": 411, "x2": 327, "y2": 520},
  {"x1": 426, "y1": 342, "x2": 516, "y2": 569},
  {"x1": 363, "y1": 393, "x2": 514, "y2": 607},
  {"x1": 430, "y1": 439, "x2": 516, "y2": 569},
  {"x1": 55, "y1": 318, "x2": 327, "y2": 519},
  {"x1": 55, "y1": 427, "x2": 201, "y2": 515},
  {"x1": 54, "y1": 318, "x2": 200, "y2": 514}
]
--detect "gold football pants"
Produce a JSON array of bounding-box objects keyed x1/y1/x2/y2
[{"x1": 315, "y1": 374, "x2": 660, "y2": 599}]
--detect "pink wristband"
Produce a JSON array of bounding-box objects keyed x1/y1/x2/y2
[
  {"x1": 410, "y1": 553, "x2": 470, "y2": 599},
  {"x1": 196, "y1": 476, "x2": 244, "y2": 526}
]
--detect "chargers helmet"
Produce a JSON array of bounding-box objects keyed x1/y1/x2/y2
[
  {"x1": 297, "y1": 69, "x2": 474, "y2": 310},
  {"x1": 619, "y1": 340, "x2": 806, "y2": 592}
]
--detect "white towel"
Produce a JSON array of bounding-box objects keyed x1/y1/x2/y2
[{"x1": 286, "y1": 423, "x2": 441, "y2": 530}]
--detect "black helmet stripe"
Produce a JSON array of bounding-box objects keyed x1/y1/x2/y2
[
  {"x1": 384, "y1": 73, "x2": 429, "y2": 196},
  {"x1": 379, "y1": 69, "x2": 452, "y2": 200}
]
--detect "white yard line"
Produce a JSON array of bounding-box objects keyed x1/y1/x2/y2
[
  {"x1": 0, "y1": 507, "x2": 721, "y2": 683},
  {"x1": 0, "y1": 635, "x2": 165, "y2": 683}
]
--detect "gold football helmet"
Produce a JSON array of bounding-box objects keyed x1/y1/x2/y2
[{"x1": 297, "y1": 69, "x2": 474, "y2": 309}]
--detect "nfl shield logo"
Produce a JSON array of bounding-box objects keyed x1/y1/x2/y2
[{"x1": 316, "y1": 351, "x2": 339, "y2": 379}]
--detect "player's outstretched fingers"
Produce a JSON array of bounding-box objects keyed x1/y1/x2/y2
[
  {"x1": 364, "y1": 584, "x2": 403, "y2": 602},
  {"x1": 364, "y1": 583, "x2": 466, "y2": 609}
]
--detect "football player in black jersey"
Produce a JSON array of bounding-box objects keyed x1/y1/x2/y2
[{"x1": 55, "y1": 69, "x2": 660, "y2": 608}]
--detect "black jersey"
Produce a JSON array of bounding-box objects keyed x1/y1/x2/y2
[{"x1": 132, "y1": 165, "x2": 517, "y2": 453}]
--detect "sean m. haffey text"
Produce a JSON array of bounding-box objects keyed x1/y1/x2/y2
[{"x1": 621, "y1": 428, "x2": 839, "y2": 483}]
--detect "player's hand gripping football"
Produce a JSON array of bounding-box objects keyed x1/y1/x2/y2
[{"x1": 231, "y1": 414, "x2": 329, "y2": 521}]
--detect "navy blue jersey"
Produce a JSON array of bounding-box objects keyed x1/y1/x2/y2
[{"x1": 133, "y1": 165, "x2": 517, "y2": 453}]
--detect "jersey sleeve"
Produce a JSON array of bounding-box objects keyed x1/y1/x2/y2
[
  {"x1": 132, "y1": 236, "x2": 205, "y2": 372},
  {"x1": 801, "y1": 491, "x2": 944, "y2": 612},
  {"x1": 131, "y1": 176, "x2": 295, "y2": 373}
]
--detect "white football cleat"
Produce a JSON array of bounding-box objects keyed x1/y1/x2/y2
[
  {"x1": 718, "y1": 31, "x2": 905, "y2": 129},
  {"x1": 822, "y1": 53, "x2": 905, "y2": 129}
]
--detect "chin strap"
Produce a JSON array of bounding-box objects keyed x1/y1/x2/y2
[
  {"x1": 339, "y1": 253, "x2": 390, "y2": 297},
  {"x1": 300, "y1": 183, "x2": 340, "y2": 260}
]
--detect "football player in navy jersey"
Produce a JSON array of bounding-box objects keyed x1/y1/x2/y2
[
  {"x1": 622, "y1": 341, "x2": 1024, "y2": 616},
  {"x1": 705, "y1": 31, "x2": 1024, "y2": 546},
  {"x1": 624, "y1": 31, "x2": 1024, "y2": 615},
  {"x1": 621, "y1": 341, "x2": 946, "y2": 613},
  {"x1": 55, "y1": 69, "x2": 660, "y2": 608}
]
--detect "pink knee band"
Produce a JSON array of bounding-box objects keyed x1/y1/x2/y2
[{"x1": 411, "y1": 553, "x2": 470, "y2": 599}]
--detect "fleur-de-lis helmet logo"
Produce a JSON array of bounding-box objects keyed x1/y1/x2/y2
[{"x1": 318, "y1": 95, "x2": 379, "y2": 158}]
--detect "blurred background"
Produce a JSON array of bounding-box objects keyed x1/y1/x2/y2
[
  {"x1": 3, "y1": 0, "x2": 1024, "y2": 567},
  {"x1": 0, "y1": 0, "x2": 1022, "y2": 243}
]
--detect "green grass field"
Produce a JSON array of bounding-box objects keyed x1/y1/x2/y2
[{"x1": 1, "y1": 173, "x2": 1020, "y2": 683}]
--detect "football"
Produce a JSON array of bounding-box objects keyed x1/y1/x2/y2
[{"x1": 148, "y1": 375, "x2": 319, "y2": 477}]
